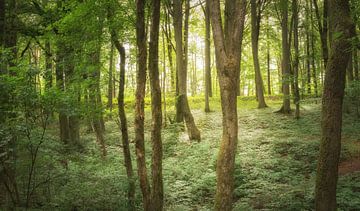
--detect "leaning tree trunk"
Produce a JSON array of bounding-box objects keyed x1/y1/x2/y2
[
  {"x1": 107, "y1": 4, "x2": 136, "y2": 209},
  {"x1": 315, "y1": 0, "x2": 354, "y2": 210},
  {"x1": 250, "y1": 0, "x2": 267, "y2": 108},
  {"x1": 173, "y1": 0, "x2": 201, "y2": 140},
  {"x1": 135, "y1": 0, "x2": 151, "y2": 210},
  {"x1": 208, "y1": 0, "x2": 247, "y2": 209}
]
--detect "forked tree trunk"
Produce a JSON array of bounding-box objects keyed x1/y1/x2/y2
[
  {"x1": 315, "y1": 0, "x2": 354, "y2": 210},
  {"x1": 135, "y1": 0, "x2": 151, "y2": 209},
  {"x1": 208, "y1": 0, "x2": 247, "y2": 209},
  {"x1": 173, "y1": 0, "x2": 201, "y2": 140}
]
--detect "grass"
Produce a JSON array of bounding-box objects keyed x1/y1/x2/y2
[{"x1": 8, "y1": 97, "x2": 360, "y2": 210}]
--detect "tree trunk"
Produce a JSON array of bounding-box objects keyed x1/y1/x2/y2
[
  {"x1": 173, "y1": 0, "x2": 201, "y2": 140},
  {"x1": 107, "y1": 43, "x2": 114, "y2": 111},
  {"x1": 354, "y1": 49, "x2": 359, "y2": 80},
  {"x1": 148, "y1": 0, "x2": 163, "y2": 209},
  {"x1": 135, "y1": 0, "x2": 151, "y2": 209},
  {"x1": 315, "y1": 0, "x2": 354, "y2": 209},
  {"x1": 313, "y1": 0, "x2": 329, "y2": 70},
  {"x1": 250, "y1": 0, "x2": 267, "y2": 108},
  {"x1": 89, "y1": 48, "x2": 106, "y2": 157},
  {"x1": 204, "y1": 0, "x2": 211, "y2": 112},
  {"x1": 347, "y1": 52, "x2": 354, "y2": 82},
  {"x1": 44, "y1": 41, "x2": 52, "y2": 91},
  {"x1": 292, "y1": 0, "x2": 300, "y2": 119},
  {"x1": 208, "y1": 0, "x2": 247, "y2": 209},
  {"x1": 279, "y1": 0, "x2": 291, "y2": 113},
  {"x1": 117, "y1": 44, "x2": 136, "y2": 211},
  {"x1": 55, "y1": 43, "x2": 70, "y2": 144}
]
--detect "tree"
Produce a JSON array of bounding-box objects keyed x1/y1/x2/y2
[
  {"x1": 134, "y1": 0, "x2": 151, "y2": 209},
  {"x1": 251, "y1": 0, "x2": 268, "y2": 108},
  {"x1": 278, "y1": 0, "x2": 291, "y2": 113},
  {"x1": 148, "y1": 0, "x2": 163, "y2": 208},
  {"x1": 173, "y1": 0, "x2": 201, "y2": 140},
  {"x1": 315, "y1": 0, "x2": 355, "y2": 209},
  {"x1": 204, "y1": 0, "x2": 212, "y2": 112},
  {"x1": 292, "y1": 0, "x2": 300, "y2": 119},
  {"x1": 208, "y1": 0, "x2": 247, "y2": 209}
]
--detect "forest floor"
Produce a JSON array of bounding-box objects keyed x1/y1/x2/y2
[{"x1": 18, "y1": 97, "x2": 360, "y2": 210}]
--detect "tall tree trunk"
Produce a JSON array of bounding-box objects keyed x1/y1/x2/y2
[
  {"x1": 55, "y1": 43, "x2": 70, "y2": 144},
  {"x1": 135, "y1": 0, "x2": 151, "y2": 209},
  {"x1": 108, "y1": 43, "x2": 114, "y2": 111},
  {"x1": 148, "y1": 0, "x2": 163, "y2": 209},
  {"x1": 44, "y1": 41, "x2": 52, "y2": 91},
  {"x1": 204, "y1": 0, "x2": 211, "y2": 112},
  {"x1": 208, "y1": 0, "x2": 247, "y2": 209},
  {"x1": 173, "y1": 0, "x2": 201, "y2": 140},
  {"x1": 354, "y1": 49, "x2": 359, "y2": 80},
  {"x1": 313, "y1": 0, "x2": 329, "y2": 70},
  {"x1": 347, "y1": 52, "x2": 354, "y2": 82},
  {"x1": 107, "y1": 5, "x2": 136, "y2": 209},
  {"x1": 293, "y1": 0, "x2": 300, "y2": 119},
  {"x1": 315, "y1": 0, "x2": 354, "y2": 209},
  {"x1": 279, "y1": 0, "x2": 291, "y2": 113},
  {"x1": 65, "y1": 50, "x2": 80, "y2": 147},
  {"x1": 117, "y1": 44, "x2": 136, "y2": 211},
  {"x1": 90, "y1": 50, "x2": 106, "y2": 157},
  {"x1": 250, "y1": 0, "x2": 267, "y2": 108}
]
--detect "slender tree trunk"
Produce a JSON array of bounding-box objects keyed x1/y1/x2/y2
[
  {"x1": 90, "y1": 50, "x2": 107, "y2": 157},
  {"x1": 208, "y1": 0, "x2": 247, "y2": 209},
  {"x1": 44, "y1": 41, "x2": 52, "y2": 91},
  {"x1": 315, "y1": 0, "x2": 354, "y2": 209},
  {"x1": 354, "y1": 49, "x2": 359, "y2": 80},
  {"x1": 251, "y1": 0, "x2": 267, "y2": 108},
  {"x1": 162, "y1": 31, "x2": 167, "y2": 127},
  {"x1": 55, "y1": 44, "x2": 70, "y2": 144},
  {"x1": 310, "y1": 0, "x2": 318, "y2": 97},
  {"x1": 173, "y1": 0, "x2": 201, "y2": 140},
  {"x1": 107, "y1": 5, "x2": 136, "y2": 209},
  {"x1": 204, "y1": 0, "x2": 211, "y2": 112},
  {"x1": 313, "y1": 0, "x2": 329, "y2": 70},
  {"x1": 293, "y1": 0, "x2": 300, "y2": 119},
  {"x1": 108, "y1": 43, "x2": 114, "y2": 111},
  {"x1": 135, "y1": 0, "x2": 151, "y2": 209},
  {"x1": 347, "y1": 52, "x2": 354, "y2": 82},
  {"x1": 117, "y1": 44, "x2": 136, "y2": 211},
  {"x1": 279, "y1": 0, "x2": 291, "y2": 113}
]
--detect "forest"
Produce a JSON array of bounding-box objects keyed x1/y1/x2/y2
[{"x1": 1, "y1": 0, "x2": 360, "y2": 210}]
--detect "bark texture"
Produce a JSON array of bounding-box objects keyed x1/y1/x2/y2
[
  {"x1": 208, "y1": 0, "x2": 247, "y2": 209},
  {"x1": 148, "y1": 0, "x2": 163, "y2": 209},
  {"x1": 135, "y1": 0, "x2": 151, "y2": 209},
  {"x1": 315, "y1": 0, "x2": 354, "y2": 210}
]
